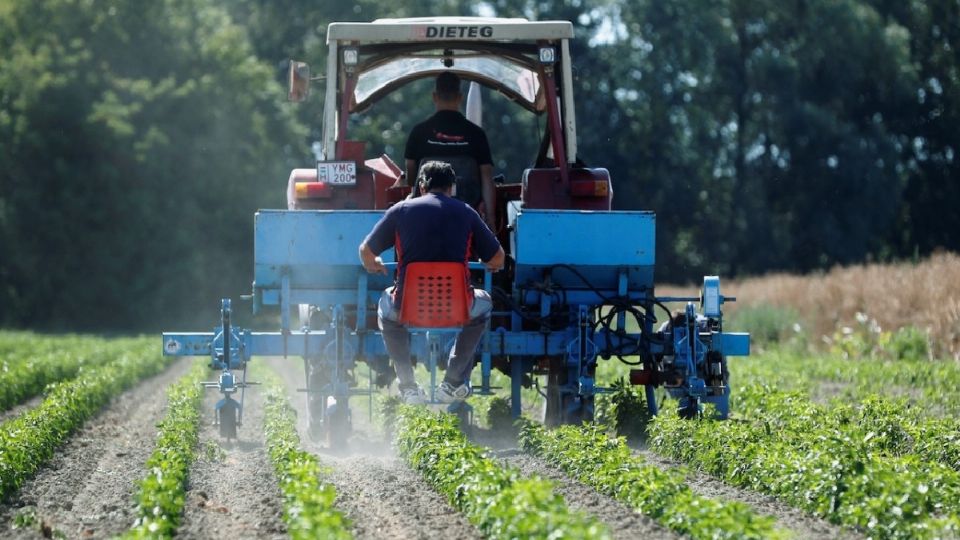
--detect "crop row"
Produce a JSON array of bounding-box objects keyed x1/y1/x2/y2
[
  {"x1": 518, "y1": 420, "x2": 784, "y2": 539},
  {"x1": 258, "y1": 367, "x2": 352, "y2": 540},
  {"x1": 0, "y1": 338, "x2": 139, "y2": 413},
  {"x1": 735, "y1": 383, "x2": 960, "y2": 471},
  {"x1": 649, "y1": 407, "x2": 960, "y2": 539},
  {"x1": 394, "y1": 404, "x2": 611, "y2": 539},
  {"x1": 0, "y1": 339, "x2": 173, "y2": 498},
  {"x1": 733, "y1": 350, "x2": 960, "y2": 417},
  {"x1": 0, "y1": 331, "x2": 97, "y2": 358},
  {"x1": 124, "y1": 362, "x2": 206, "y2": 538}
]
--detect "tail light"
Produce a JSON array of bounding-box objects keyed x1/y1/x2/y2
[
  {"x1": 295, "y1": 182, "x2": 333, "y2": 199},
  {"x1": 570, "y1": 179, "x2": 610, "y2": 197}
]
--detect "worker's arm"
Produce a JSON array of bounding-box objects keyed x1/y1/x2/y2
[
  {"x1": 480, "y1": 164, "x2": 496, "y2": 230},
  {"x1": 484, "y1": 246, "x2": 505, "y2": 272},
  {"x1": 358, "y1": 242, "x2": 388, "y2": 275}
]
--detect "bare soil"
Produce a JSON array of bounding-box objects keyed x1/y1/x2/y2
[
  {"x1": 264, "y1": 357, "x2": 482, "y2": 540},
  {"x1": 177, "y1": 383, "x2": 287, "y2": 539},
  {"x1": 0, "y1": 358, "x2": 191, "y2": 539},
  {"x1": 0, "y1": 350, "x2": 875, "y2": 540}
]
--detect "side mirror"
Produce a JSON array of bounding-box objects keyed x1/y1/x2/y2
[{"x1": 288, "y1": 60, "x2": 310, "y2": 102}]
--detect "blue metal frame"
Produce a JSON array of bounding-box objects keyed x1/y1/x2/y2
[{"x1": 163, "y1": 206, "x2": 750, "y2": 435}]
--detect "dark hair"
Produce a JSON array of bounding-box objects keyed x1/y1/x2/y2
[
  {"x1": 434, "y1": 72, "x2": 461, "y2": 101},
  {"x1": 418, "y1": 161, "x2": 457, "y2": 191}
]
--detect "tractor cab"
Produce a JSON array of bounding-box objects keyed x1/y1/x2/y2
[{"x1": 286, "y1": 17, "x2": 613, "y2": 218}]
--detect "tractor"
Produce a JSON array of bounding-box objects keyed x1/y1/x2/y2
[{"x1": 162, "y1": 17, "x2": 750, "y2": 445}]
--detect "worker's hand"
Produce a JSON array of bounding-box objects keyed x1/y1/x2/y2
[
  {"x1": 484, "y1": 248, "x2": 506, "y2": 272},
  {"x1": 364, "y1": 256, "x2": 388, "y2": 275},
  {"x1": 483, "y1": 259, "x2": 503, "y2": 272}
]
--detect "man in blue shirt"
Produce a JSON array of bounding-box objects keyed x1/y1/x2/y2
[
  {"x1": 402, "y1": 72, "x2": 496, "y2": 229},
  {"x1": 360, "y1": 161, "x2": 505, "y2": 405}
]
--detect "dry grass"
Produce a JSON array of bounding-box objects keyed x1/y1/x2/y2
[{"x1": 708, "y1": 252, "x2": 960, "y2": 360}]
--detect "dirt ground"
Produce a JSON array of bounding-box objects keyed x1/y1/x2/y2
[
  {"x1": 177, "y1": 383, "x2": 287, "y2": 539},
  {"x1": 0, "y1": 352, "x2": 872, "y2": 539},
  {"x1": 0, "y1": 358, "x2": 191, "y2": 539},
  {"x1": 264, "y1": 357, "x2": 482, "y2": 540}
]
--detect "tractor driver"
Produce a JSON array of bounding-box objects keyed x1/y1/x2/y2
[
  {"x1": 360, "y1": 161, "x2": 505, "y2": 405},
  {"x1": 400, "y1": 72, "x2": 497, "y2": 230}
]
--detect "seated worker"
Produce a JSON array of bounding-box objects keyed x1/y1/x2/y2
[
  {"x1": 360, "y1": 161, "x2": 505, "y2": 405},
  {"x1": 402, "y1": 72, "x2": 496, "y2": 229}
]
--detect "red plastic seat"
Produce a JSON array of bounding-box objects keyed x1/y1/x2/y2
[{"x1": 398, "y1": 262, "x2": 472, "y2": 327}]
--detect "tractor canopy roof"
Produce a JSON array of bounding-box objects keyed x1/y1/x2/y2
[{"x1": 327, "y1": 17, "x2": 574, "y2": 114}]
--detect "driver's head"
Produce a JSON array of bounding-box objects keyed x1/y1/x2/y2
[
  {"x1": 433, "y1": 72, "x2": 462, "y2": 105},
  {"x1": 417, "y1": 160, "x2": 457, "y2": 193}
]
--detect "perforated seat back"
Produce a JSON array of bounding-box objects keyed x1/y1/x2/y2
[{"x1": 398, "y1": 262, "x2": 472, "y2": 327}]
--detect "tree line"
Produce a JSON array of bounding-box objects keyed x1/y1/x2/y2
[{"x1": 1, "y1": 0, "x2": 956, "y2": 331}]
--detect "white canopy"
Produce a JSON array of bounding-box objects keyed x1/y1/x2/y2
[{"x1": 327, "y1": 17, "x2": 573, "y2": 44}]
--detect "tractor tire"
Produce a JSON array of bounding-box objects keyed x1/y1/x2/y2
[{"x1": 219, "y1": 398, "x2": 239, "y2": 440}]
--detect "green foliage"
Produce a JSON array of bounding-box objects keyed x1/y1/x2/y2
[
  {"x1": 734, "y1": 347, "x2": 960, "y2": 417},
  {"x1": 0, "y1": 334, "x2": 140, "y2": 412},
  {"x1": 125, "y1": 362, "x2": 206, "y2": 538},
  {"x1": 594, "y1": 378, "x2": 652, "y2": 442},
  {"x1": 484, "y1": 395, "x2": 514, "y2": 432},
  {"x1": 257, "y1": 367, "x2": 352, "y2": 540},
  {"x1": 471, "y1": 394, "x2": 515, "y2": 433},
  {"x1": 727, "y1": 303, "x2": 804, "y2": 347},
  {"x1": 201, "y1": 440, "x2": 227, "y2": 462},
  {"x1": 12, "y1": 507, "x2": 38, "y2": 529},
  {"x1": 0, "y1": 0, "x2": 305, "y2": 331},
  {"x1": 394, "y1": 405, "x2": 610, "y2": 539},
  {"x1": 883, "y1": 326, "x2": 931, "y2": 361},
  {"x1": 830, "y1": 313, "x2": 931, "y2": 361},
  {"x1": 733, "y1": 384, "x2": 960, "y2": 472},
  {"x1": 649, "y1": 387, "x2": 960, "y2": 539},
  {"x1": 830, "y1": 312, "x2": 885, "y2": 359},
  {"x1": 0, "y1": 339, "x2": 172, "y2": 499},
  {"x1": 12, "y1": 506, "x2": 66, "y2": 539},
  {"x1": 376, "y1": 394, "x2": 402, "y2": 438},
  {"x1": 518, "y1": 420, "x2": 784, "y2": 539}
]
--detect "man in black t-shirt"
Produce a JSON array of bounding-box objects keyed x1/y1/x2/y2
[
  {"x1": 361, "y1": 161, "x2": 505, "y2": 405},
  {"x1": 402, "y1": 72, "x2": 496, "y2": 229}
]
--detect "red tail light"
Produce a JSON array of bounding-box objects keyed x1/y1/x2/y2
[
  {"x1": 295, "y1": 182, "x2": 333, "y2": 199},
  {"x1": 570, "y1": 179, "x2": 609, "y2": 197}
]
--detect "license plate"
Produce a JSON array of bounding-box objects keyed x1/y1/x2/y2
[{"x1": 316, "y1": 161, "x2": 357, "y2": 185}]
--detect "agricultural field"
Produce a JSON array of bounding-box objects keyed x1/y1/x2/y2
[{"x1": 0, "y1": 255, "x2": 957, "y2": 539}]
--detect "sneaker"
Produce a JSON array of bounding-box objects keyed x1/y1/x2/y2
[
  {"x1": 400, "y1": 385, "x2": 426, "y2": 405},
  {"x1": 436, "y1": 381, "x2": 471, "y2": 403}
]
